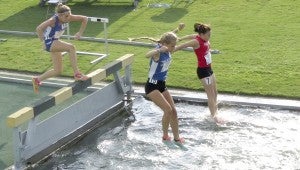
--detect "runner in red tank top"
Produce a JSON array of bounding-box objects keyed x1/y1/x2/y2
[
  {"x1": 194, "y1": 35, "x2": 211, "y2": 68},
  {"x1": 174, "y1": 23, "x2": 224, "y2": 124}
]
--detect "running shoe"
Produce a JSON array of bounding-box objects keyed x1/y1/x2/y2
[
  {"x1": 74, "y1": 72, "x2": 89, "y2": 81},
  {"x1": 32, "y1": 77, "x2": 41, "y2": 94},
  {"x1": 162, "y1": 136, "x2": 172, "y2": 141},
  {"x1": 174, "y1": 137, "x2": 185, "y2": 146}
]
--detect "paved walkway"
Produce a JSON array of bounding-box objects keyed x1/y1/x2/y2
[{"x1": 0, "y1": 70, "x2": 299, "y2": 111}]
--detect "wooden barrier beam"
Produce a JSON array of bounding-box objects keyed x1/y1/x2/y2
[
  {"x1": 6, "y1": 54, "x2": 134, "y2": 128},
  {"x1": 49, "y1": 87, "x2": 73, "y2": 105},
  {"x1": 104, "y1": 60, "x2": 122, "y2": 76},
  {"x1": 104, "y1": 53, "x2": 134, "y2": 76},
  {"x1": 32, "y1": 96, "x2": 55, "y2": 116},
  {"x1": 7, "y1": 107, "x2": 34, "y2": 128},
  {"x1": 68, "y1": 78, "x2": 92, "y2": 95},
  {"x1": 87, "y1": 68, "x2": 106, "y2": 85},
  {"x1": 117, "y1": 53, "x2": 135, "y2": 68}
]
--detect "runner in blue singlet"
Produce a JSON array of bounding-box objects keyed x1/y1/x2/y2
[
  {"x1": 143, "y1": 23, "x2": 185, "y2": 145},
  {"x1": 32, "y1": 3, "x2": 89, "y2": 94}
]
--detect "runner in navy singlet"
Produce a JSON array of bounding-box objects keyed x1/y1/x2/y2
[
  {"x1": 143, "y1": 23, "x2": 185, "y2": 144},
  {"x1": 32, "y1": 3, "x2": 89, "y2": 93}
]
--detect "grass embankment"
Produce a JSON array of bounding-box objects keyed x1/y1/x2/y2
[{"x1": 0, "y1": 0, "x2": 299, "y2": 99}]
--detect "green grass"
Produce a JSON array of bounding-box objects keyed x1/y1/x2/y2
[{"x1": 0, "y1": 0, "x2": 299, "y2": 99}]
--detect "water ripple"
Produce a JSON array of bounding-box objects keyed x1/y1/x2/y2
[{"x1": 34, "y1": 98, "x2": 300, "y2": 170}]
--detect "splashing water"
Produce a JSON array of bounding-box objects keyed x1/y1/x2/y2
[{"x1": 34, "y1": 96, "x2": 300, "y2": 170}]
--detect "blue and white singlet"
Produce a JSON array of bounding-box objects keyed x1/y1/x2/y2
[
  {"x1": 148, "y1": 47, "x2": 172, "y2": 81},
  {"x1": 43, "y1": 15, "x2": 68, "y2": 51}
]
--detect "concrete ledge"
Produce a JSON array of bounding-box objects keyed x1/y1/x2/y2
[
  {"x1": 133, "y1": 88, "x2": 300, "y2": 112},
  {"x1": 1, "y1": 71, "x2": 299, "y2": 112}
]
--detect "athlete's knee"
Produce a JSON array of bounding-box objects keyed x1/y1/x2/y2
[
  {"x1": 171, "y1": 107, "x2": 177, "y2": 115},
  {"x1": 165, "y1": 106, "x2": 177, "y2": 116},
  {"x1": 163, "y1": 105, "x2": 173, "y2": 115},
  {"x1": 67, "y1": 44, "x2": 76, "y2": 53},
  {"x1": 171, "y1": 109, "x2": 178, "y2": 119}
]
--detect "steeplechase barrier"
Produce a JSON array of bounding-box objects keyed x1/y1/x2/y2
[
  {"x1": 6, "y1": 54, "x2": 134, "y2": 169},
  {"x1": 63, "y1": 16, "x2": 109, "y2": 64}
]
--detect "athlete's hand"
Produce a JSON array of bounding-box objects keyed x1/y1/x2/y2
[
  {"x1": 74, "y1": 32, "x2": 82, "y2": 40},
  {"x1": 160, "y1": 46, "x2": 169, "y2": 52},
  {"x1": 178, "y1": 23, "x2": 185, "y2": 31}
]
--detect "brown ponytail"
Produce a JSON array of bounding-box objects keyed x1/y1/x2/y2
[
  {"x1": 129, "y1": 32, "x2": 177, "y2": 45},
  {"x1": 194, "y1": 23, "x2": 211, "y2": 34},
  {"x1": 128, "y1": 37, "x2": 159, "y2": 43}
]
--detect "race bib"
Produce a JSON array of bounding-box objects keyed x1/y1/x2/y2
[{"x1": 204, "y1": 52, "x2": 212, "y2": 65}]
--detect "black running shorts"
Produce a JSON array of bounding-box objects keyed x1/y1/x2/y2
[
  {"x1": 145, "y1": 79, "x2": 167, "y2": 95},
  {"x1": 197, "y1": 67, "x2": 214, "y2": 79}
]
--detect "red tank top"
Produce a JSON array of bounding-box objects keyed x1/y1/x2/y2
[{"x1": 194, "y1": 36, "x2": 212, "y2": 68}]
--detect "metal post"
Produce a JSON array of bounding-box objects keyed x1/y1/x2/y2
[
  {"x1": 125, "y1": 65, "x2": 133, "y2": 102},
  {"x1": 103, "y1": 21, "x2": 109, "y2": 56},
  {"x1": 25, "y1": 118, "x2": 37, "y2": 147},
  {"x1": 12, "y1": 127, "x2": 24, "y2": 170},
  {"x1": 113, "y1": 71, "x2": 125, "y2": 93},
  {"x1": 66, "y1": 17, "x2": 110, "y2": 64}
]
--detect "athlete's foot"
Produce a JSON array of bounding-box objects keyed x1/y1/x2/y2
[
  {"x1": 32, "y1": 77, "x2": 41, "y2": 94},
  {"x1": 74, "y1": 72, "x2": 89, "y2": 81},
  {"x1": 213, "y1": 115, "x2": 226, "y2": 125},
  {"x1": 162, "y1": 135, "x2": 172, "y2": 142},
  {"x1": 174, "y1": 137, "x2": 185, "y2": 145}
]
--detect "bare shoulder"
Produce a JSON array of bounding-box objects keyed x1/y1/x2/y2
[
  {"x1": 38, "y1": 17, "x2": 55, "y2": 28},
  {"x1": 69, "y1": 14, "x2": 87, "y2": 21}
]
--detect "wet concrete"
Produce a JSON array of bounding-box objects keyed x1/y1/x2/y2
[{"x1": 0, "y1": 70, "x2": 299, "y2": 111}]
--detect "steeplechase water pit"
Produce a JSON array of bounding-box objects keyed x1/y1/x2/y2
[
  {"x1": 1, "y1": 58, "x2": 299, "y2": 169},
  {"x1": 31, "y1": 97, "x2": 300, "y2": 169}
]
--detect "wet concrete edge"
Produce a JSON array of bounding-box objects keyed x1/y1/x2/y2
[{"x1": 0, "y1": 70, "x2": 299, "y2": 112}]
